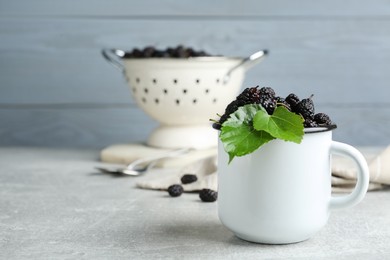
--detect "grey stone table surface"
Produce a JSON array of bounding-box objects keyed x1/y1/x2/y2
[{"x1": 1, "y1": 147, "x2": 390, "y2": 260}]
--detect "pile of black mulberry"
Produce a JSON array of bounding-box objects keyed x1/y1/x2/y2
[
  {"x1": 167, "y1": 174, "x2": 218, "y2": 202},
  {"x1": 212, "y1": 86, "x2": 334, "y2": 130},
  {"x1": 123, "y1": 45, "x2": 212, "y2": 58}
]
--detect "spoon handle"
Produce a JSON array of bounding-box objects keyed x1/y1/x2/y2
[{"x1": 223, "y1": 50, "x2": 268, "y2": 84}]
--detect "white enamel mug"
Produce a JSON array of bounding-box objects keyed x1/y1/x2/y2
[{"x1": 218, "y1": 127, "x2": 369, "y2": 244}]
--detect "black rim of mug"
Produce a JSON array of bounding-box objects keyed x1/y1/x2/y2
[{"x1": 304, "y1": 124, "x2": 337, "y2": 134}]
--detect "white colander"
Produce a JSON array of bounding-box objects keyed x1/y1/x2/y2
[{"x1": 102, "y1": 49, "x2": 267, "y2": 149}]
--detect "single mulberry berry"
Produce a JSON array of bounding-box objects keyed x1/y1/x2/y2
[
  {"x1": 237, "y1": 86, "x2": 261, "y2": 104},
  {"x1": 212, "y1": 122, "x2": 222, "y2": 130},
  {"x1": 167, "y1": 184, "x2": 183, "y2": 197},
  {"x1": 259, "y1": 87, "x2": 276, "y2": 98},
  {"x1": 131, "y1": 48, "x2": 143, "y2": 58},
  {"x1": 216, "y1": 100, "x2": 242, "y2": 125},
  {"x1": 294, "y1": 95, "x2": 315, "y2": 119},
  {"x1": 181, "y1": 174, "x2": 198, "y2": 184},
  {"x1": 142, "y1": 46, "x2": 155, "y2": 57},
  {"x1": 225, "y1": 99, "x2": 246, "y2": 114},
  {"x1": 314, "y1": 113, "x2": 332, "y2": 125},
  {"x1": 259, "y1": 96, "x2": 276, "y2": 114},
  {"x1": 214, "y1": 114, "x2": 229, "y2": 129},
  {"x1": 199, "y1": 189, "x2": 218, "y2": 202},
  {"x1": 215, "y1": 88, "x2": 259, "y2": 127},
  {"x1": 285, "y1": 93, "x2": 300, "y2": 109},
  {"x1": 304, "y1": 118, "x2": 318, "y2": 128},
  {"x1": 173, "y1": 45, "x2": 187, "y2": 58},
  {"x1": 258, "y1": 87, "x2": 277, "y2": 114}
]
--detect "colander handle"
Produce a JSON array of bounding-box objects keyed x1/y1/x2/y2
[
  {"x1": 223, "y1": 50, "x2": 268, "y2": 84},
  {"x1": 102, "y1": 48, "x2": 126, "y2": 73}
]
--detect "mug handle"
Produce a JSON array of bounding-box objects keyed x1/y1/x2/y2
[{"x1": 329, "y1": 141, "x2": 370, "y2": 210}]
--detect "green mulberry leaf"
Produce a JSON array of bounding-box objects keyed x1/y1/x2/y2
[
  {"x1": 253, "y1": 106, "x2": 304, "y2": 143},
  {"x1": 219, "y1": 104, "x2": 275, "y2": 163}
]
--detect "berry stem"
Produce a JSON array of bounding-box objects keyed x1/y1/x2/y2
[{"x1": 276, "y1": 102, "x2": 291, "y2": 111}]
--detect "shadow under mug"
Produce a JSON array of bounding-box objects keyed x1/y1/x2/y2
[{"x1": 217, "y1": 126, "x2": 370, "y2": 244}]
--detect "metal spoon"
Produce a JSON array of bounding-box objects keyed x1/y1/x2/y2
[{"x1": 95, "y1": 148, "x2": 191, "y2": 176}]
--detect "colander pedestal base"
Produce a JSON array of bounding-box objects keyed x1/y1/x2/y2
[{"x1": 147, "y1": 124, "x2": 217, "y2": 149}]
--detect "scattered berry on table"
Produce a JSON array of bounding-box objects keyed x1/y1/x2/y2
[
  {"x1": 181, "y1": 174, "x2": 198, "y2": 184},
  {"x1": 199, "y1": 189, "x2": 218, "y2": 202},
  {"x1": 167, "y1": 184, "x2": 184, "y2": 197}
]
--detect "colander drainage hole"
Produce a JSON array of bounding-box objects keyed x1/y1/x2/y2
[
  {"x1": 213, "y1": 98, "x2": 217, "y2": 103},
  {"x1": 144, "y1": 88, "x2": 148, "y2": 93},
  {"x1": 173, "y1": 79, "x2": 178, "y2": 84},
  {"x1": 216, "y1": 79, "x2": 220, "y2": 83},
  {"x1": 196, "y1": 79, "x2": 200, "y2": 84},
  {"x1": 155, "y1": 98, "x2": 159, "y2": 104},
  {"x1": 193, "y1": 99, "x2": 197, "y2": 104},
  {"x1": 163, "y1": 89, "x2": 168, "y2": 94},
  {"x1": 176, "y1": 99, "x2": 180, "y2": 105},
  {"x1": 205, "y1": 89, "x2": 210, "y2": 94},
  {"x1": 183, "y1": 89, "x2": 187, "y2": 94},
  {"x1": 152, "y1": 79, "x2": 157, "y2": 84},
  {"x1": 136, "y1": 78, "x2": 140, "y2": 83}
]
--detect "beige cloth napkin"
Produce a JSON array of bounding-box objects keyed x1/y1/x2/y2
[
  {"x1": 137, "y1": 146, "x2": 390, "y2": 193},
  {"x1": 331, "y1": 146, "x2": 390, "y2": 192},
  {"x1": 137, "y1": 156, "x2": 218, "y2": 192},
  {"x1": 100, "y1": 143, "x2": 217, "y2": 168}
]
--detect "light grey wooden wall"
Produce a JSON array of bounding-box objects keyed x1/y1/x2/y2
[{"x1": 1, "y1": 0, "x2": 390, "y2": 148}]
